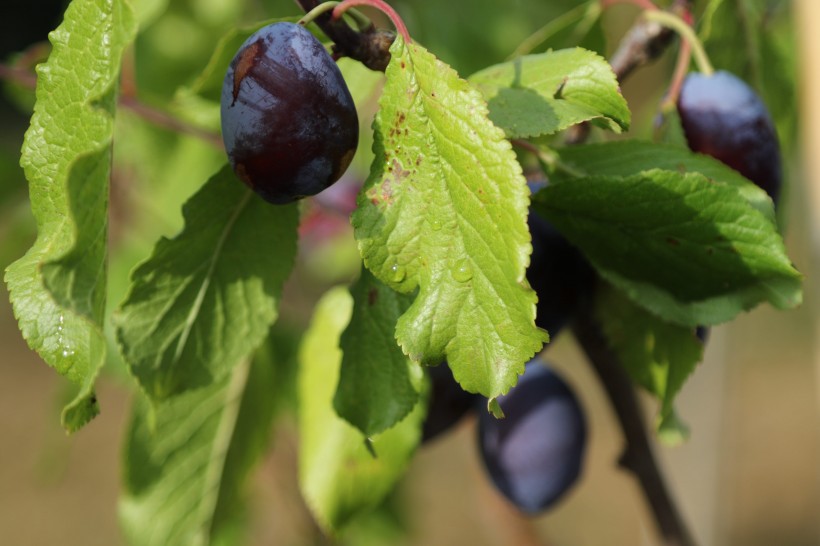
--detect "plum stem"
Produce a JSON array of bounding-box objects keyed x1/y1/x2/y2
[
  {"x1": 332, "y1": 0, "x2": 411, "y2": 44},
  {"x1": 659, "y1": 31, "x2": 692, "y2": 112},
  {"x1": 643, "y1": 10, "x2": 714, "y2": 75},
  {"x1": 299, "y1": 2, "x2": 340, "y2": 25},
  {"x1": 295, "y1": 0, "x2": 395, "y2": 72},
  {"x1": 299, "y1": 1, "x2": 372, "y2": 32},
  {"x1": 511, "y1": 139, "x2": 586, "y2": 178}
]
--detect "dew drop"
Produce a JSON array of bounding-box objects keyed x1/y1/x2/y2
[
  {"x1": 389, "y1": 262, "x2": 406, "y2": 283},
  {"x1": 452, "y1": 259, "x2": 473, "y2": 282},
  {"x1": 430, "y1": 218, "x2": 443, "y2": 231},
  {"x1": 57, "y1": 315, "x2": 65, "y2": 347}
]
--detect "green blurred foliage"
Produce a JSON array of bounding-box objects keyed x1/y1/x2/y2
[
  {"x1": 696, "y1": 0, "x2": 797, "y2": 154},
  {"x1": 395, "y1": 0, "x2": 605, "y2": 75}
]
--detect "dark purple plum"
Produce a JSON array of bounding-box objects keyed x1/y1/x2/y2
[
  {"x1": 527, "y1": 181, "x2": 596, "y2": 337},
  {"x1": 677, "y1": 70, "x2": 781, "y2": 203},
  {"x1": 478, "y1": 361, "x2": 587, "y2": 514},
  {"x1": 421, "y1": 363, "x2": 479, "y2": 443},
  {"x1": 221, "y1": 22, "x2": 358, "y2": 204}
]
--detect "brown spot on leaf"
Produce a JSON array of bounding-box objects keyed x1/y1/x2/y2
[
  {"x1": 368, "y1": 288, "x2": 378, "y2": 306},
  {"x1": 666, "y1": 237, "x2": 680, "y2": 246},
  {"x1": 391, "y1": 158, "x2": 410, "y2": 180}
]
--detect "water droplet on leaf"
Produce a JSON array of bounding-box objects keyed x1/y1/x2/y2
[
  {"x1": 389, "y1": 262, "x2": 406, "y2": 282},
  {"x1": 452, "y1": 259, "x2": 473, "y2": 282}
]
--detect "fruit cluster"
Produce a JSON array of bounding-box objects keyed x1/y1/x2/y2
[{"x1": 218, "y1": 16, "x2": 783, "y2": 521}]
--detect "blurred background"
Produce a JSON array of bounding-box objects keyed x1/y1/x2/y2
[{"x1": 0, "y1": 0, "x2": 817, "y2": 544}]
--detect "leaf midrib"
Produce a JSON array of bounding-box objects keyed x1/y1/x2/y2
[{"x1": 170, "y1": 189, "x2": 254, "y2": 369}]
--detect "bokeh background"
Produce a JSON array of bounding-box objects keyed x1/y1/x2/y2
[{"x1": 1, "y1": 0, "x2": 818, "y2": 544}]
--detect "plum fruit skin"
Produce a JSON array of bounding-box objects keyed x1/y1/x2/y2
[
  {"x1": 477, "y1": 362, "x2": 587, "y2": 514},
  {"x1": 421, "y1": 363, "x2": 479, "y2": 443},
  {"x1": 677, "y1": 70, "x2": 781, "y2": 203},
  {"x1": 220, "y1": 22, "x2": 359, "y2": 204},
  {"x1": 527, "y1": 182, "x2": 596, "y2": 337}
]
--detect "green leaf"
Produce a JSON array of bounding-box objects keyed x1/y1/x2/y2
[
  {"x1": 120, "y1": 353, "x2": 279, "y2": 546},
  {"x1": 596, "y1": 284, "x2": 702, "y2": 444},
  {"x1": 553, "y1": 140, "x2": 776, "y2": 221},
  {"x1": 4, "y1": 0, "x2": 136, "y2": 432},
  {"x1": 533, "y1": 169, "x2": 801, "y2": 326},
  {"x1": 299, "y1": 287, "x2": 425, "y2": 532},
  {"x1": 114, "y1": 165, "x2": 298, "y2": 400},
  {"x1": 334, "y1": 268, "x2": 421, "y2": 437},
  {"x1": 468, "y1": 48, "x2": 629, "y2": 138},
  {"x1": 353, "y1": 37, "x2": 547, "y2": 401}
]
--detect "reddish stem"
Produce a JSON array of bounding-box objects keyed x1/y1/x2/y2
[
  {"x1": 333, "y1": 0, "x2": 410, "y2": 44},
  {"x1": 600, "y1": 0, "x2": 659, "y2": 11},
  {"x1": 0, "y1": 63, "x2": 37, "y2": 89},
  {"x1": 660, "y1": 34, "x2": 691, "y2": 111}
]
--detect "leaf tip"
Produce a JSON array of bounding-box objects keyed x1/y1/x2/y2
[{"x1": 487, "y1": 397, "x2": 504, "y2": 419}]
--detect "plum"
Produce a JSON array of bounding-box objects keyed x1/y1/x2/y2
[
  {"x1": 527, "y1": 182, "x2": 596, "y2": 337},
  {"x1": 421, "y1": 363, "x2": 479, "y2": 443},
  {"x1": 220, "y1": 22, "x2": 359, "y2": 204},
  {"x1": 477, "y1": 361, "x2": 587, "y2": 513},
  {"x1": 677, "y1": 70, "x2": 781, "y2": 203}
]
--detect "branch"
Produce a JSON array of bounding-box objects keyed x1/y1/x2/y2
[
  {"x1": 118, "y1": 96, "x2": 224, "y2": 150},
  {"x1": 294, "y1": 0, "x2": 395, "y2": 71},
  {"x1": 0, "y1": 62, "x2": 224, "y2": 150},
  {"x1": 572, "y1": 304, "x2": 696, "y2": 546},
  {"x1": 555, "y1": 179, "x2": 699, "y2": 537},
  {"x1": 567, "y1": 2, "x2": 698, "y2": 545}
]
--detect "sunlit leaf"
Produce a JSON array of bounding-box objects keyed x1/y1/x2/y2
[
  {"x1": 299, "y1": 287, "x2": 425, "y2": 531},
  {"x1": 353, "y1": 37, "x2": 547, "y2": 405},
  {"x1": 115, "y1": 166, "x2": 298, "y2": 399},
  {"x1": 4, "y1": 0, "x2": 136, "y2": 431}
]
